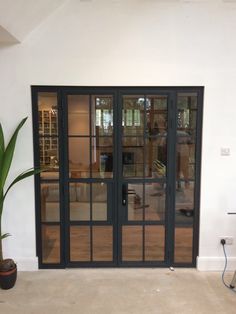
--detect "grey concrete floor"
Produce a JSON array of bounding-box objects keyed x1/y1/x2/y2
[{"x1": 0, "y1": 269, "x2": 235, "y2": 314}]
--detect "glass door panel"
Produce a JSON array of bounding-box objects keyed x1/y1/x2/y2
[
  {"x1": 69, "y1": 137, "x2": 90, "y2": 177},
  {"x1": 92, "y1": 226, "x2": 113, "y2": 261},
  {"x1": 174, "y1": 92, "x2": 198, "y2": 265},
  {"x1": 120, "y1": 94, "x2": 168, "y2": 264},
  {"x1": 145, "y1": 226, "x2": 165, "y2": 261},
  {"x1": 122, "y1": 226, "x2": 143, "y2": 261},
  {"x1": 38, "y1": 92, "x2": 59, "y2": 180},
  {"x1": 67, "y1": 93, "x2": 115, "y2": 265},
  {"x1": 70, "y1": 226, "x2": 91, "y2": 262},
  {"x1": 68, "y1": 95, "x2": 90, "y2": 136}
]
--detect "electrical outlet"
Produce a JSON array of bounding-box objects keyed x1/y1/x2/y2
[{"x1": 220, "y1": 237, "x2": 234, "y2": 245}]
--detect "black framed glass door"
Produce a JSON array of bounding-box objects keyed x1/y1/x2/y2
[
  {"x1": 118, "y1": 92, "x2": 170, "y2": 265},
  {"x1": 32, "y1": 86, "x2": 203, "y2": 268},
  {"x1": 65, "y1": 92, "x2": 117, "y2": 266}
]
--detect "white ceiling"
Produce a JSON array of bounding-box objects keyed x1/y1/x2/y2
[{"x1": 0, "y1": 0, "x2": 67, "y2": 43}]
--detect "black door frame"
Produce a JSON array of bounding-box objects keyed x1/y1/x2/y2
[{"x1": 32, "y1": 86, "x2": 204, "y2": 269}]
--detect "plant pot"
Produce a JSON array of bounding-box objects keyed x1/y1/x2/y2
[{"x1": 0, "y1": 265, "x2": 17, "y2": 290}]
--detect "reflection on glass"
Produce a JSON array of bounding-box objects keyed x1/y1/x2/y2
[
  {"x1": 146, "y1": 95, "x2": 168, "y2": 137},
  {"x1": 122, "y1": 136, "x2": 143, "y2": 147},
  {"x1": 146, "y1": 137, "x2": 167, "y2": 179},
  {"x1": 68, "y1": 95, "x2": 90, "y2": 135},
  {"x1": 122, "y1": 147, "x2": 144, "y2": 178},
  {"x1": 92, "y1": 183, "x2": 107, "y2": 221},
  {"x1": 42, "y1": 225, "x2": 60, "y2": 263},
  {"x1": 126, "y1": 183, "x2": 144, "y2": 221},
  {"x1": 38, "y1": 92, "x2": 59, "y2": 179},
  {"x1": 70, "y1": 226, "x2": 91, "y2": 261},
  {"x1": 177, "y1": 133, "x2": 195, "y2": 181},
  {"x1": 145, "y1": 226, "x2": 165, "y2": 261},
  {"x1": 122, "y1": 226, "x2": 143, "y2": 261},
  {"x1": 41, "y1": 183, "x2": 60, "y2": 222},
  {"x1": 38, "y1": 92, "x2": 58, "y2": 136},
  {"x1": 70, "y1": 183, "x2": 90, "y2": 221},
  {"x1": 69, "y1": 138, "x2": 90, "y2": 178},
  {"x1": 93, "y1": 226, "x2": 113, "y2": 261},
  {"x1": 91, "y1": 96, "x2": 113, "y2": 137},
  {"x1": 145, "y1": 183, "x2": 165, "y2": 221},
  {"x1": 91, "y1": 138, "x2": 113, "y2": 178},
  {"x1": 177, "y1": 93, "x2": 197, "y2": 130},
  {"x1": 175, "y1": 183, "x2": 194, "y2": 221},
  {"x1": 177, "y1": 93, "x2": 197, "y2": 182},
  {"x1": 122, "y1": 96, "x2": 144, "y2": 136},
  {"x1": 39, "y1": 138, "x2": 59, "y2": 179},
  {"x1": 174, "y1": 227, "x2": 193, "y2": 263}
]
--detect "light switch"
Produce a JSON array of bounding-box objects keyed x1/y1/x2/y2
[{"x1": 221, "y1": 148, "x2": 230, "y2": 156}]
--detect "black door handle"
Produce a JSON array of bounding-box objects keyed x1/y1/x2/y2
[{"x1": 122, "y1": 184, "x2": 127, "y2": 206}]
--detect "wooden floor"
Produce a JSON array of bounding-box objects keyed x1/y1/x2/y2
[{"x1": 42, "y1": 225, "x2": 193, "y2": 264}]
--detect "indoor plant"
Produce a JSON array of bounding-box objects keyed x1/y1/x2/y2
[{"x1": 0, "y1": 117, "x2": 41, "y2": 289}]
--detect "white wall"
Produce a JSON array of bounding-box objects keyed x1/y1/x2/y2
[{"x1": 0, "y1": 0, "x2": 236, "y2": 270}]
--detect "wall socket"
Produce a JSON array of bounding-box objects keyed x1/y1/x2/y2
[{"x1": 220, "y1": 237, "x2": 234, "y2": 245}]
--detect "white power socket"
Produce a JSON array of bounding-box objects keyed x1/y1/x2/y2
[{"x1": 220, "y1": 237, "x2": 234, "y2": 245}]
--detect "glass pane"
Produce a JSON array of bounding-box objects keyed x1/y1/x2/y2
[
  {"x1": 176, "y1": 182, "x2": 194, "y2": 222},
  {"x1": 176, "y1": 133, "x2": 195, "y2": 181},
  {"x1": 92, "y1": 226, "x2": 113, "y2": 261},
  {"x1": 145, "y1": 183, "x2": 165, "y2": 221},
  {"x1": 70, "y1": 183, "x2": 90, "y2": 221},
  {"x1": 70, "y1": 226, "x2": 91, "y2": 261},
  {"x1": 146, "y1": 137, "x2": 167, "y2": 179},
  {"x1": 123, "y1": 146, "x2": 144, "y2": 178},
  {"x1": 122, "y1": 96, "x2": 144, "y2": 136},
  {"x1": 177, "y1": 93, "x2": 197, "y2": 181},
  {"x1": 126, "y1": 183, "x2": 144, "y2": 221},
  {"x1": 122, "y1": 226, "x2": 143, "y2": 261},
  {"x1": 91, "y1": 138, "x2": 113, "y2": 178},
  {"x1": 68, "y1": 95, "x2": 90, "y2": 135},
  {"x1": 91, "y1": 96, "x2": 113, "y2": 136},
  {"x1": 39, "y1": 137, "x2": 59, "y2": 179},
  {"x1": 145, "y1": 226, "x2": 165, "y2": 261},
  {"x1": 38, "y1": 92, "x2": 58, "y2": 136},
  {"x1": 42, "y1": 225, "x2": 60, "y2": 263},
  {"x1": 92, "y1": 183, "x2": 107, "y2": 221},
  {"x1": 122, "y1": 136, "x2": 143, "y2": 147},
  {"x1": 177, "y1": 93, "x2": 197, "y2": 131},
  {"x1": 174, "y1": 227, "x2": 193, "y2": 263},
  {"x1": 69, "y1": 137, "x2": 90, "y2": 178},
  {"x1": 41, "y1": 183, "x2": 60, "y2": 222},
  {"x1": 146, "y1": 95, "x2": 168, "y2": 137}
]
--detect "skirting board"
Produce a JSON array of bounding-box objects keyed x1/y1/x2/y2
[
  {"x1": 197, "y1": 256, "x2": 236, "y2": 271},
  {"x1": 15, "y1": 257, "x2": 38, "y2": 271},
  {"x1": 13, "y1": 256, "x2": 236, "y2": 271}
]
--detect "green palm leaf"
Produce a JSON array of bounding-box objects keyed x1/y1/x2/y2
[
  {"x1": 0, "y1": 233, "x2": 11, "y2": 240},
  {"x1": 3, "y1": 168, "x2": 42, "y2": 202},
  {"x1": 0, "y1": 123, "x2": 4, "y2": 172},
  {"x1": 0, "y1": 117, "x2": 27, "y2": 192}
]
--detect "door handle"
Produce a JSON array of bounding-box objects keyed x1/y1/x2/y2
[{"x1": 122, "y1": 184, "x2": 127, "y2": 206}]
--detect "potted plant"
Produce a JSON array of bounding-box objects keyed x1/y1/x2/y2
[{"x1": 0, "y1": 117, "x2": 41, "y2": 289}]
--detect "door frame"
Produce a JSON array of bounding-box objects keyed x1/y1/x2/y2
[{"x1": 32, "y1": 86, "x2": 204, "y2": 269}]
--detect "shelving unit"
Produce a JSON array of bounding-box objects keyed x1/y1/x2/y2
[{"x1": 39, "y1": 110, "x2": 58, "y2": 166}]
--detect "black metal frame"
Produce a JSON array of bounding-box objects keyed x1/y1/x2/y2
[{"x1": 31, "y1": 86, "x2": 204, "y2": 269}]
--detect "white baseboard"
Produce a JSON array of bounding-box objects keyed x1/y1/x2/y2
[
  {"x1": 12, "y1": 256, "x2": 236, "y2": 271},
  {"x1": 197, "y1": 256, "x2": 236, "y2": 271},
  {"x1": 15, "y1": 257, "x2": 38, "y2": 271}
]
